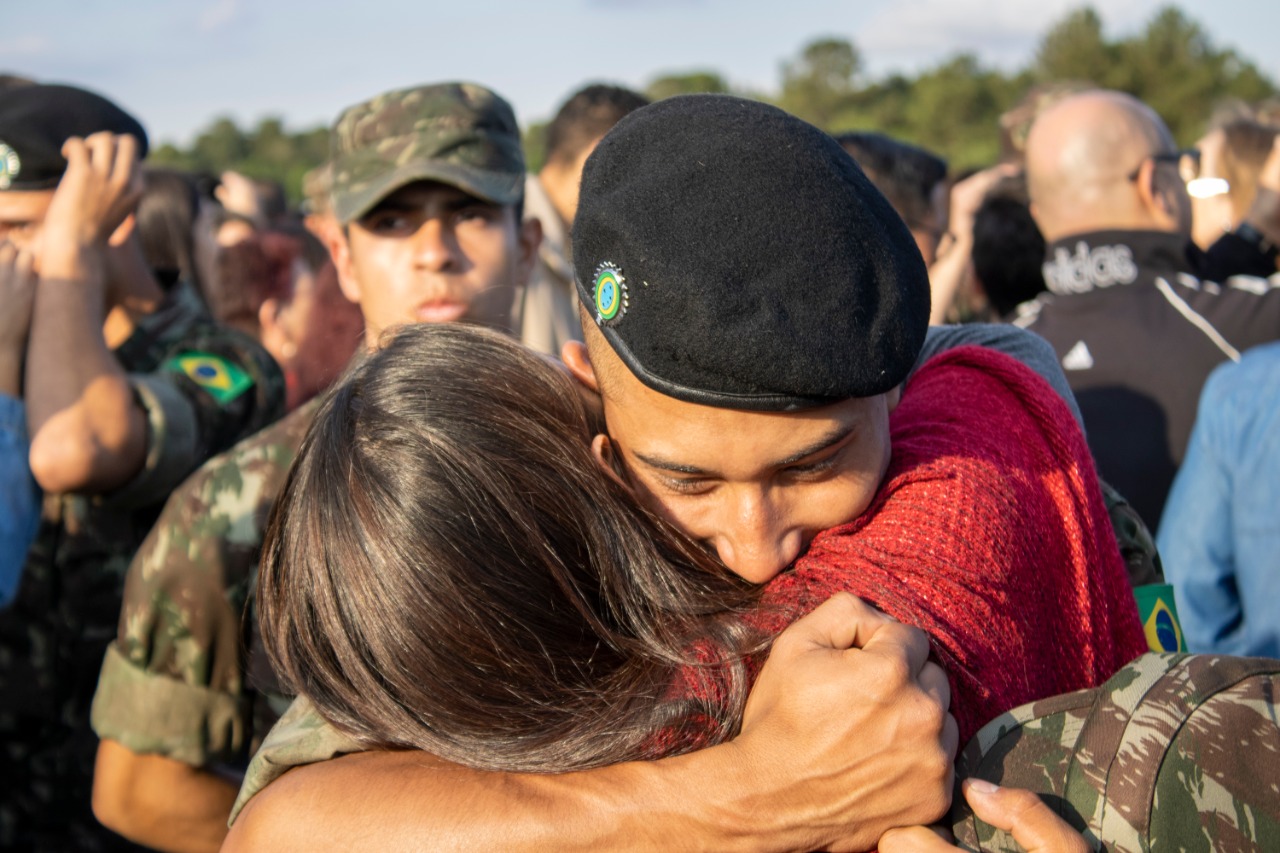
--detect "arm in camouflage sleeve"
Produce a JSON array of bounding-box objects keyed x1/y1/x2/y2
[
  {"x1": 25, "y1": 133, "x2": 154, "y2": 493},
  {"x1": 91, "y1": 409, "x2": 305, "y2": 852}
]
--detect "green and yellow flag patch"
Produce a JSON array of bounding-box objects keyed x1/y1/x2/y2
[
  {"x1": 166, "y1": 352, "x2": 254, "y2": 406},
  {"x1": 1134, "y1": 583, "x2": 1186, "y2": 653}
]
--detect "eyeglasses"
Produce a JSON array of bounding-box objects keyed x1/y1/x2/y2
[{"x1": 1127, "y1": 148, "x2": 1202, "y2": 185}]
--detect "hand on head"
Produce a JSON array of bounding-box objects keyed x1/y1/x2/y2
[{"x1": 39, "y1": 132, "x2": 143, "y2": 260}]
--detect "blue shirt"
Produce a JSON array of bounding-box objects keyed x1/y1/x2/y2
[
  {"x1": 1159, "y1": 341, "x2": 1280, "y2": 657},
  {"x1": 0, "y1": 394, "x2": 39, "y2": 606}
]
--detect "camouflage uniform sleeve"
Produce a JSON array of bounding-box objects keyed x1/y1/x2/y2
[
  {"x1": 90, "y1": 411, "x2": 302, "y2": 766},
  {"x1": 109, "y1": 322, "x2": 285, "y2": 510},
  {"x1": 229, "y1": 696, "x2": 365, "y2": 825}
]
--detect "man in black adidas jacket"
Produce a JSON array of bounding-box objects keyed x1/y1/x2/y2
[{"x1": 1015, "y1": 90, "x2": 1280, "y2": 530}]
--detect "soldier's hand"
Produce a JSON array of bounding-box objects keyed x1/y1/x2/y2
[
  {"x1": 878, "y1": 780, "x2": 1091, "y2": 853},
  {"x1": 0, "y1": 241, "x2": 37, "y2": 395},
  {"x1": 728, "y1": 592, "x2": 959, "y2": 852},
  {"x1": 0, "y1": 241, "x2": 37, "y2": 350},
  {"x1": 39, "y1": 132, "x2": 143, "y2": 257}
]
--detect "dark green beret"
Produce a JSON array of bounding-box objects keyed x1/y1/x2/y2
[
  {"x1": 0, "y1": 84, "x2": 149, "y2": 191},
  {"x1": 572, "y1": 94, "x2": 930, "y2": 411}
]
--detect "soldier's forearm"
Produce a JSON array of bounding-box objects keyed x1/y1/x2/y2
[
  {"x1": 92, "y1": 740, "x2": 237, "y2": 853},
  {"x1": 25, "y1": 243, "x2": 146, "y2": 493}
]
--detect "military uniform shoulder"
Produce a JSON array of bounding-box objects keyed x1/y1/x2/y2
[{"x1": 195, "y1": 395, "x2": 322, "y2": 481}]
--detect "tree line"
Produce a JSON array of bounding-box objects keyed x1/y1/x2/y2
[{"x1": 151, "y1": 5, "x2": 1276, "y2": 201}]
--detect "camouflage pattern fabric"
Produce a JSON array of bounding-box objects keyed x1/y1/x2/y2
[
  {"x1": 228, "y1": 694, "x2": 363, "y2": 824},
  {"x1": 951, "y1": 652, "x2": 1280, "y2": 852},
  {"x1": 0, "y1": 283, "x2": 285, "y2": 852},
  {"x1": 91, "y1": 397, "x2": 320, "y2": 769},
  {"x1": 329, "y1": 81, "x2": 525, "y2": 224}
]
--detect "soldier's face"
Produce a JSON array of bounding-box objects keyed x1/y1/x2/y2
[
  {"x1": 334, "y1": 181, "x2": 538, "y2": 347},
  {"x1": 0, "y1": 189, "x2": 54, "y2": 254},
  {"x1": 570, "y1": 332, "x2": 897, "y2": 585}
]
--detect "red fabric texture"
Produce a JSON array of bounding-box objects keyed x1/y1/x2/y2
[{"x1": 668, "y1": 345, "x2": 1148, "y2": 748}]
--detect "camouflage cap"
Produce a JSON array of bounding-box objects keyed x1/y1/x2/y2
[
  {"x1": 952, "y1": 652, "x2": 1280, "y2": 852},
  {"x1": 329, "y1": 82, "x2": 525, "y2": 224}
]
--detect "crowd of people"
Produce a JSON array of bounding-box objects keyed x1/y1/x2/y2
[{"x1": 0, "y1": 64, "x2": 1278, "y2": 853}]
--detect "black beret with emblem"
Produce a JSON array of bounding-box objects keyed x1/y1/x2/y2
[
  {"x1": 572, "y1": 94, "x2": 930, "y2": 411},
  {"x1": 0, "y1": 84, "x2": 149, "y2": 191}
]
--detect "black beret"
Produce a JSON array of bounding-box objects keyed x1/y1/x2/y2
[
  {"x1": 573, "y1": 94, "x2": 930, "y2": 411},
  {"x1": 0, "y1": 84, "x2": 149, "y2": 191}
]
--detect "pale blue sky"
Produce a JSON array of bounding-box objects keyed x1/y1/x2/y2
[{"x1": 3, "y1": 0, "x2": 1276, "y2": 145}]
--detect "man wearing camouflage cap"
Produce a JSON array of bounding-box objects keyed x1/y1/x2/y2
[
  {"x1": 88, "y1": 81, "x2": 540, "y2": 853},
  {"x1": 225, "y1": 95, "x2": 1145, "y2": 852},
  {"x1": 0, "y1": 84, "x2": 286, "y2": 851}
]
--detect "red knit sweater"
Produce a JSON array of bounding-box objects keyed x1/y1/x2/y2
[{"x1": 674, "y1": 345, "x2": 1148, "y2": 747}]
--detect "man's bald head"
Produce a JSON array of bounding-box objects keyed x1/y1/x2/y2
[{"x1": 1026, "y1": 90, "x2": 1187, "y2": 240}]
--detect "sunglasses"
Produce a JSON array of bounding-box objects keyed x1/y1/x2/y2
[{"x1": 1127, "y1": 148, "x2": 1202, "y2": 184}]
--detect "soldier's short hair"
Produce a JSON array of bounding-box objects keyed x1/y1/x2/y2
[{"x1": 543, "y1": 84, "x2": 649, "y2": 168}]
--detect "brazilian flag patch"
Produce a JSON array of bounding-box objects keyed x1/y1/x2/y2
[
  {"x1": 165, "y1": 352, "x2": 254, "y2": 406},
  {"x1": 1134, "y1": 584, "x2": 1186, "y2": 653}
]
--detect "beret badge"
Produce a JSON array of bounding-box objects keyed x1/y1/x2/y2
[
  {"x1": 593, "y1": 262, "x2": 629, "y2": 325},
  {"x1": 0, "y1": 143, "x2": 19, "y2": 190}
]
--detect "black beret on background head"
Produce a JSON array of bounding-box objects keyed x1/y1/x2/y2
[
  {"x1": 0, "y1": 84, "x2": 149, "y2": 191},
  {"x1": 573, "y1": 94, "x2": 930, "y2": 411}
]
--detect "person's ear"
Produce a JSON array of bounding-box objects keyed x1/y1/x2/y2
[
  {"x1": 885, "y1": 385, "x2": 902, "y2": 414},
  {"x1": 258, "y1": 297, "x2": 294, "y2": 363},
  {"x1": 561, "y1": 340, "x2": 600, "y2": 392},
  {"x1": 515, "y1": 215, "x2": 542, "y2": 289},
  {"x1": 330, "y1": 227, "x2": 362, "y2": 305},
  {"x1": 1135, "y1": 159, "x2": 1182, "y2": 229},
  {"x1": 591, "y1": 434, "x2": 632, "y2": 492}
]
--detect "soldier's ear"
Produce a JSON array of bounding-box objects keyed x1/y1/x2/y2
[
  {"x1": 258, "y1": 298, "x2": 293, "y2": 364},
  {"x1": 590, "y1": 434, "x2": 632, "y2": 493},
  {"x1": 330, "y1": 227, "x2": 362, "y2": 305},
  {"x1": 515, "y1": 215, "x2": 542, "y2": 289}
]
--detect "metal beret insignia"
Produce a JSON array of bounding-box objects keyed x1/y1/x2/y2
[
  {"x1": 593, "y1": 261, "x2": 629, "y2": 325},
  {"x1": 0, "y1": 143, "x2": 20, "y2": 190}
]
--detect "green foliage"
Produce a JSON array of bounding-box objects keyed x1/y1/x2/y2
[
  {"x1": 154, "y1": 5, "x2": 1276, "y2": 192},
  {"x1": 645, "y1": 71, "x2": 731, "y2": 101},
  {"x1": 523, "y1": 121, "x2": 549, "y2": 173},
  {"x1": 777, "y1": 37, "x2": 863, "y2": 128},
  {"x1": 149, "y1": 115, "x2": 329, "y2": 203}
]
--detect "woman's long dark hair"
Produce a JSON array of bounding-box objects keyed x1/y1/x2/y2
[{"x1": 259, "y1": 323, "x2": 763, "y2": 772}]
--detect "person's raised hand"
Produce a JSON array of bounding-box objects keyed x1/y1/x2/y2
[
  {"x1": 878, "y1": 779, "x2": 1092, "y2": 853},
  {"x1": 215, "y1": 170, "x2": 264, "y2": 223},
  {"x1": 727, "y1": 592, "x2": 959, "y2": 852},
  {"x1": 0, "y1": 241, "x2": 37, "y2": 395},
  {"x1": 39, "y1": 133, "x2": 143, "y2": 259},
  {"x1": 945, "y1": 164, "x2": 1019, "y2": 249},
  {"x1": 0, "y1": 241, "x2": 37, "y2": 349}
]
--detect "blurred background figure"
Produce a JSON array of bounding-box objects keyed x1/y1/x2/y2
[
  {"x1": 1159, "y1": 341, "x2": 1280, "y2": 657},
  {"x1": 971, "y1": 171, "x2": 1047, "y2": 320},
  {"x1": 836, "y1": 131, "x2": 949, "y2": 265},
  {"x1": 135, "y1": 168, "x2": 207, "y2": 305},
  {"x1": 521, "y1": 83, "x2": 648, "y2": 356},
  {"x1": 256, "y1": 227, "x2": 364, "y2": 411},
  {"x1": 1190, "y1": 117, "x2": 1280, "y2": 254}
]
